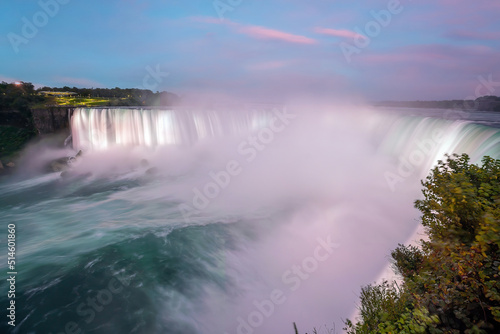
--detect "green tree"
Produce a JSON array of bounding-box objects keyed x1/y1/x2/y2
[{"x1": 345, "y1": 154, "x2": 500, "y2": 333}]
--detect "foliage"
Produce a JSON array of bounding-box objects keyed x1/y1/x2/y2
[
  {"x1": 1, "y1": 81, "x2": 181, "y2": 111},
  {"x1": 293, "y1": 322, "x2": 337, "y2": 334},
  {"x1": 0, "y1": 81, "x2": 47, "y2": 115},
  {"x1": 475, "y1": 96, "x2": 500, "y2": 112},
  {"x1": 374, "y1": 100, "x2": 475, "y2": 110},
  {"x1": 37, "y1": 85, "x2": 180, "y2": 106},
  {"x1": 391, "y1": 244, "x2": 425, "y2": 280},
  {"x1": 0, "y1": 125, "x2": 35, "y2": 159},
  {"x1": 342, "y1": 280, "x2": 439, "y2": 334},
  {"x1": 416, "y1": 154, "x2": 499, "y2": 244},
  {"x1": 0, "y1": 81, "x2": 181, "y2": 158},
  {"x1": 374, "y1": 96, "x2": 500, "y2": 111},
  {"x1": 345, "y1": 154, "x2": 500, "y2": 333}
]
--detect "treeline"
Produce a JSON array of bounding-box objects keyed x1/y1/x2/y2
[
  {"x1": 38, "y1": 85, "x2": 181, "y2": 106},
  {"x1": 0, "y1": 82, "x2": 45, "y2": 115},
  {"x1": 0, "y1": 81, "x2": 180, "y2": 158},
  {"x1": 375, "y1": 96, "x2": 500, "y2": 112},
  {"x1": 0, "y1": 81, "x2": 181, "y2": 110},
  {"x1": 345, "y1": 154, "x2": 500, "y2": 333},
  {"x1": 0, "y1": 82, "x2": 42, "y2": 159},
  {"x1": 0, "y1": 80, "x2": 182, "y2": 132},
  {"x1": 475, "y1": 96, "x2": 500, "y2": 112}
]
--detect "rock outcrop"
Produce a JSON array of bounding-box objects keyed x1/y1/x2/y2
[{"x1": 31, "y1": 107, "x2": 76, "y2": 135}]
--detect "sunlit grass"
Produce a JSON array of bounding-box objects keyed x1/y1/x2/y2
[
  {"x1": 54, "y1": 97, "x2": 117, "y2": 106},
  {"x1": 31, "y1": 95, "x2": 136, "y2": 108}
]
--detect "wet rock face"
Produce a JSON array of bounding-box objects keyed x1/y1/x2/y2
[
  {"x1": 31, "y1": 107, "x2": 75, "y2": 135},
  {"x1": 49, "y1": 150, "x2": 83, "y2": 173}
]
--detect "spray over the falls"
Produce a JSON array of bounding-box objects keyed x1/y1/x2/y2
[{"x1": 1, "y1": 105, "x2": 500, "y2": 334}]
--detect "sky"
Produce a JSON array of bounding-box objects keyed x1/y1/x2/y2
[{"x1": 1, "y1": 0, "x2": 500, "y2": 101}]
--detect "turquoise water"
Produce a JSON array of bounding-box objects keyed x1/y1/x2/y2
[
  {"x1": 1, "y1": 107, "x2": 499, "y2": 334},
  {"x1": 0, "y1": 167, "x2": 275, "y2": 333}
]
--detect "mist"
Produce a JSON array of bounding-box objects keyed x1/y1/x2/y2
[
  {"x1": 3, "y1": 1, "x2": 500, "y2": 333},
  {"x1": 5, "y1": 97, "x2": 498, "y2": 333},
  {"x1": 25, "y1": 104, "x2": 425, "y2": 332}
]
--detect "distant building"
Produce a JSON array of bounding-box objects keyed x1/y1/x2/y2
[{"x1": 39, "y1": 91, "x2": 78, "y2": 97}]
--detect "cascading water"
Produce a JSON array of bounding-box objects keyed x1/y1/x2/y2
[
  {"x1": 1, "y1": 106, "x2": 499, "y2": 334},
  {"x1": 71, "y1": 107, "x2": 275, "y2": 150}
]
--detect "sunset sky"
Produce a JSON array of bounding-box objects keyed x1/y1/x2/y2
[{"x1": 1, "y1": 0, "x2": 499, "y2": 101}]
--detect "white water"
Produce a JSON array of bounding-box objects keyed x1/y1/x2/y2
[
  {"x1": 71, "y1": 107, "x2": 275, "y2": 150},
  {"x1": 69, "y1": 106, "x2": 500, "y2": 332},
  {"x1": 3, "y1": 106, "x2": 500, "y2": 334}
]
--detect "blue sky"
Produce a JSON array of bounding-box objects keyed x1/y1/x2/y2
[{"x1": 1, "y1": 0, "x2": 499, "y2": 101}]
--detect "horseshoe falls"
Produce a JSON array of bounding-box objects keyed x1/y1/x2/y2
[{"x1": 0, "y1": 106, "x2": 499, "y2": 334}]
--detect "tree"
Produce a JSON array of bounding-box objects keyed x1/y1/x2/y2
[{"x1": 345, "y1": 154, "x2": 500, "y2": 333}]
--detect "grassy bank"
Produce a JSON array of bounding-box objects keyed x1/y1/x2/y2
[{"x1": 51, "y1": 96, "x2": 131, "y2": 107}]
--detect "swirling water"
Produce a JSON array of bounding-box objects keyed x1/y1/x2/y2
[{"x1": 1, "y1": 106, "x2": 499, "y2": 334}]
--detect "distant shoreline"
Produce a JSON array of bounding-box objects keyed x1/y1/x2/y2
[{"x1": 372, "y1": 97, "x2": 500, "y2": 112}]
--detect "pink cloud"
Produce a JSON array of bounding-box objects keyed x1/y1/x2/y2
[
  {"x1": 314, "y1": 27, "x2": 364, "y2": 39},
  {"x1": 247, "y1": 60, "x2": 293, "y2": 71},
  {"x1": 191, "y1": 16, "x2": 316, "y2": 45},
  {"x1": 359, "y1": 44, "x2": 494, "y2": 66},
  {"x1": 360, "y1": 51, "x2": 451, "y2": 64},
  {"x1": 239, "y1": 25, "x2": 317, "y2": 44}
]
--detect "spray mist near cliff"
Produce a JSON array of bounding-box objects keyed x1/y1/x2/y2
[{"x1": 1, "y1": 103, "x2": 500, "y2": 334}]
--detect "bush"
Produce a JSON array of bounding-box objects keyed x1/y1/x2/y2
[
  {"x1": 345, "y1": 154, "x2": 500, "y2": 333},
  {"x1": 0, "y1": 125, "x2": 35, "y2": 159}
]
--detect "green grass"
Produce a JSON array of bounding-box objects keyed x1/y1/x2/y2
[
  {"x1": 31, "y1": 96, "x2": 117, "y2": 107},
  {"x1": 54, "y1": 96, "x2": 127, "y2": 106}
]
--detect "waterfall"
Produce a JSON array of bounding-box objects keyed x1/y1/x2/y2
[
  {"x1": 376, "y1": 115, "x2": 500, "y2": 174},
  {"x1": 71, "y1": 107, "x2": 275, "y2": 150},
  {"x1": 70, "y1": 107, "x2": 500, "y2": 180},
  {"x1": 72, "y1": 107, "x2": 500, "y2": 155},
  {"x1": 4, "y1": 106, "x2": 500, "y2": 334}
]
